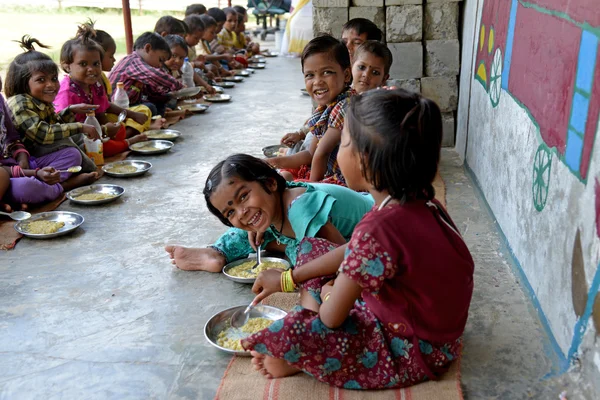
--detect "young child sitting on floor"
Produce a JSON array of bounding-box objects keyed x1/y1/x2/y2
[
  {"x1": 196, "y1": 15, "x2": 234, "y2": 79},
  {"x1": 207, "y1": 7, "x2": 243, "y2": 70},
  {"x1": 183, "y1": 14, "x2": 216, "y2": 93},
  {"x1": 232, "y1": 5, "x2": 260, "y2": 56},
  {"x1": 217, "y1": 7, "x2": 249, "y2": 68},
  {"x1": 351, "y1": 40, "x2": 392, "y2": 93},
  {"x1": 109, "y1": 32, "x2": 184, "y2": 116},
  {"x1": 162, "y1": 35, "x2": 188, "y2": 83},
  {"x1": 165, "y1": 153, "x2": 374, "y2": 272},
  {"x1": 6, "y1": 36, "x2": 102, "y2": 177},
  {"x1": 91, "y1": 23, "x2": 166, "y2": 132},
  {"x1": 341, "y1": 18, "x2": 382, "y2": 61},
  {"x1": 54, "y1": 24, "x2": 147, "y2": 157},
  {"x1": 155, "y1": 16, "x2": 187, "y2": 38},
  {"x1": 1, "y1": 76, "x2": 93, "y2": 209},
  {"x1": 244, "y1": 88, "x2": 475, "y2": 389},
  {"x1": 266, "y1": 35, "x2": 354, "y2": 186}
]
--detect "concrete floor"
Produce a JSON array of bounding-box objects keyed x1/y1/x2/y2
[{"x1": 0, "y1": 56, "x2": 588, "y2": 399}]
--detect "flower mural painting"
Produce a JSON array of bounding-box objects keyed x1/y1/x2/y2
[{"x1": 475, "y1": 0, "x2": 599, "y2": 212}]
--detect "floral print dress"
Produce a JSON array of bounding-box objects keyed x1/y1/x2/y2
[{"x1": 242, "y1": 199, "x2": 474, "y2": 390}]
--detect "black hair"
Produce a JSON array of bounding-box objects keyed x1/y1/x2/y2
[
  {"x1": 345, "y1": 89, "x2": 442, "y2": 203},
  {"x1": 354, "y1": 40, "x2": 393, "y2": 75},
  {"x1": 183, "y1": 14, "x2": 205, "y2": 33},
  {"x1": 207, "y1": 7, "x2": 226, "y2": 23},
  {"x1": 301, "y1": 34, "x2": 351, "y2": 72},
  {"x1": 154, "y1": 16, "x2": 188, "y2": 35},
  {"x1": 133, "y1": 32, "x2": 172, "y2": 56},
  {"x1": 233, "y1": 5, "x2": 247, "y2": 15},
  {"x1": 5, "y1": 36, "x2": 57, "y2": 98},
  {"x1": 203, "y1": 154, "x2": 287, "y2": 227},
  {"x1": 164, "y1": 34, "x2": 189, "y2": 55},
  {"x1": 236, "y1": 12, "x2": 244, "y2": 24},
  {"x1": 199, "y1": 14, "x2": 217, "y2": 28},
  {"x1": 342, "y1": 18, "x2": 382, "y2": 42},
  {"x1": 185, "y1": 3, "x2": 207, "y2": 16},
  {"x1": 60, "y1": 22, "x2": 105, "y2": 73},
  {"x1": 222, "y1": 7, "x2": 238, "y2": 17}
]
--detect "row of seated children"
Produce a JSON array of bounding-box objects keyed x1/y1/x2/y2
[{"x1": 166, "y1": 20, "x2": 395, "y2": 273}]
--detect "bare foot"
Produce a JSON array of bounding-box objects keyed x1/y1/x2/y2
[
  {"x1": 251, "y1": 351, "x2": 300, "y2": 379},
  {"x1": 164, "y1": 245, "x2": 226, "y2": 272},
  {"x1": 61, "y1": 171, "x2": 102, "y2": 191},
  {"x1": 149, "y1": 118, "x2": 167, "y2": 130},
  {"x1": 127, "y1": 133, "x2": 148, "y2": 145}
]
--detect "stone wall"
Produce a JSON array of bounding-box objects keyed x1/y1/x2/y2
[{"x1": 313, "y1": 0, "x2": 462, "y2": 146}]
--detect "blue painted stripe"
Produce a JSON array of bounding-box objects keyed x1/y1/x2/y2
[
  {"x1": 565, "y1": 129, "x2": 584, "y2": 171},
  {"x1": 569, "y1": 92, "x2": 590, "y2": 134},
  {"x1": 575, "y1": 31, "x2": 598, "y2": 93},
  {"x1": 464, "y1": 163, "x2": 567, "y2": 374},
  {"x1": 502, "y1": 0, "x2": 519, "y2": 90},
  {"x1": 568, "y1": 263, "x2": 600, "y2": 361}
]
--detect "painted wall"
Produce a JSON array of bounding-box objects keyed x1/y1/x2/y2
[{"x1": 461, "y1": 0, "x2": 600, "y2": 383}]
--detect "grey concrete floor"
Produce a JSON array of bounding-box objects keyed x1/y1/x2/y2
[{"x1": 0, "y1": 56, "x2": 585, "y2": 399}]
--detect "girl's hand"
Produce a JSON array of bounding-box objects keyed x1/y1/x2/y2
[
  {"x1": 204, "y1": 85, "x2": 216, "y2": 95},
  {"x1": 264, "y1": 157, "x2": 280, "y2": 168},
  {"x1": 252, "y1": 268, "x2": 284, "y2": 304},
  {"x1": 281, "y1": 132, "x2": 301, "y2": 147},
  {"x1": 69, "y1": 104, "x2": 98, "y2": 114},
  {"x1": 129, "y1": 111, "x2": 148, "y2": 125},
  {"x1": 36, "y1": 167, "x2": 60, "y2": 184},
  {"x1": 82, "y1": 124, "x2": 101, "y2": 140},
  {"x1": 104, "y1": 123, "x2": 120, "y2": 138},
  {"x1": 247, "y1": 231, "x2": 265, "y2": 252}
]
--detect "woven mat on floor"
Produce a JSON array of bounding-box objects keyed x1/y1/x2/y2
[
  {"x1": 0, "y1": 194, "x2": 67, "y2": 250},
  {"x1": 215, "y1": 293, "x2": 463, "y2": 400}
]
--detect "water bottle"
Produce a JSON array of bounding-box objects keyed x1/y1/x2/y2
[
  {"x1": 113, "y1": 82, "x2": 130, "y2": 109},
  {"x1": 182, "y1": 58, "x2": 195, "y2": 88},
  {"x1": 83, "y1": 111, "x2": 104, "y2": 166}
]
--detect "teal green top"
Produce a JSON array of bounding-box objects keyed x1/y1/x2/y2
[{"x1": 212, "y1": 182, "x2": 374, "y2": 265}]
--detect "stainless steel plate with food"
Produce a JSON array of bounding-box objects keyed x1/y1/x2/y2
[
  {"x1": 129, "y1": 140, "x2": 174, "y2": 155},
  {"x1": 223, "y1": 256, "x2": 290, "y2": 283},
  {"x1": 204, "y1": 94, "x2": 232, "y2": 103},
  {"x1": 204, "y1": 305, "x2": 287, "y2": 355},
  {"x1": 178, "y1": 103, "x2": 210, "y2": 113},
  {"x1": 262, "y1": 50, "x2": 279, "y2": 57},
  {"x1": 67, "y1": 184, "x2": 125, "y2": 205},
  {"x1": 14, "y1": 211, "x2": 84, "y2": 239},
  {"x1": 218, "y1": 81, "x2": 236, "y2": 88},
  {"x1": 235, "y1": 70, "x2": 251, "y2": 77},
  {"x1": 145, "y1": 129, "x2": 181, "y2": 141},
  {"x1": 248, "y1": 63, "x2": 266, "y2": 69},
  {"x1": 300, "y1": 88, "x2": 309, "y2": 96},
  {"x1": 262, "y1": 144, "x2": 288, "y2": 158},
  {"x1": 223, "y1": 76, "x2": 243, "y2": 82},
  {"x1": 102, "y1": 160, "x2": 152, "y2": 177}
]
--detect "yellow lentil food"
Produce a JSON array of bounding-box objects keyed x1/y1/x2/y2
[
  {"x1": 147, "y1": 132, "x2": 175, "y2": 139},
  {"x1": 26, "y1": 221, "x2": 65, "y2": 234},
  {"x1": 227, "y1": 260, "x2": 286, "y2": 278},
  {"x1": 217, "y1": 317, "x2": 274, "y2": 351},
  {"x1": 74, "y1": 193, "x2": 117, "y2": 201},
  {"x1": 134, "y1": 144, "x2": 159, "y2": 151},
  {"x1": 106, "y1": 165, "x2": 138, "y2": 174}
]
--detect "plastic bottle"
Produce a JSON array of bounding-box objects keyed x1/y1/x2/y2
[
  {"x1": 83, "y1": 111, "x2": 104, "y2": 166},
  {"x1": 182, "y1": 58, "x2": 195, "y2": 88},
  {"x1": 113, "y1": 82, "x2": 130, "y2": 109}
]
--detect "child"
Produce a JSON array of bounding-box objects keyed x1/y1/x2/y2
[
  {"x1": 196, "y1": 15, "x2": 234, "y2": 78},
  {"x1": 217, "y1": 8, "x2": 249, "y2": 68},
  {"x1": 6, "y1": 36, "x2": 102, "y2": 176},
  {"x1": 266, "y1": 35, "x2": 354, "y2": 186},
  {"x1": 244, "y1": 89, "x2": 475, "y2": 389},
  {"x1": 91, "y1": 24, "x2": 165, "y2": 132},
  {"x1": 54, "y1": 24, "x2": 147, "y2": 157},
  {"x1": 280, "y1": 40, "x2": 392, "y2": 152},
  {"x1": 351, "y1": 40, "x2": 392, "y2": 93},
  {"x1": 183, "y1": 14, "x2": 216, "y2": 93},
  {"x1": 162, "y1": 35, "x2": 188, "y2": 83},
  {"x1": 341, "y1": 18, "x2": 382, "y2": 61},
  {"x1": 1, "y1": 76, "x2": 94, "y2": 208},
  {"x1": 155, "y1": 16, "x2": 187, "y2": 38},
  {"x1": 185, "y1": 3, "x2": 207, "y2": 16},
  {"x1": 109, "y1": 32, "x2": 184, "y2": 116},
  {"x1": 232, "y1": 5, "x2": 260, "y2": 55},
  {"x1": 207, "y1": 7, "x2": 242, "y2": 70},
  {"x1": 165, "y1": 153, "x2": 374, "y2": 272}
]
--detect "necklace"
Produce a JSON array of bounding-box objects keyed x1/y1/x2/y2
[{"x1": 272, "y1": 192, "x2": 286, "y2": 245}]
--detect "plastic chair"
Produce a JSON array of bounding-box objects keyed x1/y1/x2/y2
[{"x1": 247, "y1": 0, "x2": 291, "y2": 40}]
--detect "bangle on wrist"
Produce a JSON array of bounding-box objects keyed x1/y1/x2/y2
[{"x1": 323, "y1": 292, "x2": 331, "y2": 302}]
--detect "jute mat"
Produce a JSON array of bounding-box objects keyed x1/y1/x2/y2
[{"x1": 215, "y1": 292, "x2": 463, "y2": 400}]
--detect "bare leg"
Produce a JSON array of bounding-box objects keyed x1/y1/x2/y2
[
  {"x1": 126, "y1": 133, "x2": 148, "y2": 145},
  {"x1": 164, "y1": 245, "x2": 226, "y2": 272},
  {"x1": 251, "y1": 351, "x2": 301, "y2": 379},
  {"x1": 61, "y1": 171, "x2": 102, "y2": 192},
  {"x1": 149, "y1": 118, "x2": 167, "y2": 129},
  {"x1": 299, "y1": 288, "x2": 320, "y2": 313},
  {"x1": 125, "y1": 126, "x2": 140, "y2": 138}
]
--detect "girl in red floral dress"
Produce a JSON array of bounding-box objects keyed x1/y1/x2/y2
[{"x1": 243, "y1": 89, "x2": 475, "y2": 389}]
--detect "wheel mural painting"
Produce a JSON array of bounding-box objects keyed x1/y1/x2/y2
[
  {"x1": 532, "y1": 144, "x2": 552, "y2": 211},
  {"x1": 489, "y1": 48, "x2": 503, "y2": 107}
]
